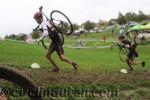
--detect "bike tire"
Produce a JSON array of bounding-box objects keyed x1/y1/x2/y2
[
  {"x1": 41, "y1": 33, "x2": 64, "y2": 50},
  {"x1": 0, "y1": 65, "x2": 42, "y2": 100},
  {"x1": 119, "y1": 46, "x2": 128, "y2": 62},
  {"x1": 50, "y1": 10, "x2": 73, "y2": 35},
  {"x1": 134, "y1": 32, "x2": 150, "y2": 45},
  {"x1": 41, "y1": 38, "x2": 49, "y2": 49}
]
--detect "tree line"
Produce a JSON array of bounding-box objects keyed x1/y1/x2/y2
[
  {"x1": 5, "y1": 10, "x2": 150, "y2": 40},
  {"x1": 116, "y1": 10, "x2": 150, "y2": 25}
]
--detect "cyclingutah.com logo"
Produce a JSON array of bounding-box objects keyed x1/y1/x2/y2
[{"x1": 1, "y1": 86, "x2": 120, "y2": 97}]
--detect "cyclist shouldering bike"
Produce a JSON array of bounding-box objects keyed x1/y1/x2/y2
[
  {"x1": 33, "y1": 6, "x2": 78, "y2": 72},
  {"x1": 118, "y1": 35, "x2": 145, "y2": 71}
]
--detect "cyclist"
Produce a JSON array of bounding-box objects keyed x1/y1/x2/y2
[
  {"x1": 118, "y1": 35, "x2": 145, "y2": 71},
  {"x1": 33, "y1": 7, "x2": 78, "y2": 72}
]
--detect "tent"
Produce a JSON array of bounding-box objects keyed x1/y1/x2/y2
[{"x1": 128, "y1": 22, "x2": 150, "y2": 32}]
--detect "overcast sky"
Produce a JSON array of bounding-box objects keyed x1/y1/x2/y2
[{"x1": 0, "y1": 0, "x2": 150, "y2": 38}]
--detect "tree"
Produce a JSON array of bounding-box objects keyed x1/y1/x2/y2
[
  {"x1": 82, "y1": 20, "x2": 96, "y2": 32},
  {"x1": 124, "y1": 12, "x2": 139, "y2": 22},
  {"x1": 96, "y1": 20, "x2": 108, "y2": 30},
  {"x1": 137, "y1": 10, "x2": 147, "y2": 22},
  {"x1": 130, "y1": 12, "x2": 138, "y2": 21},
  {"x1": 147, "y1": 15, "x2": 150, "y2": 20},
  {"x1": 72, "y1": 23, "x2": 79, "y2": 32},
  {"x1": 117, "y1": 12, "x2": 127, "y2": 25},
  {"x1": 5, "y1": 34, "x2": 16, "y2": 40},
  {"x1": 21, "y1": 34, "x2": 27, "y2": 41},
  {"x1": 31, "y1": 30, "x2": 40, "y2": 39},
  {"x1": 108, "y1": 19, "x2": 117, "y2": 26},
  {"x1": 16, "y1": 33, "x2": 27, "y2": 41},
  {"x1": 5, "y1": 33, "x2": 27, "y2": 41},
  {"x1": 125, "y1": 12, "x2": 133, "y2": 22},
  {"x1": 58, "y1": 22, "x2": 69, "y2": 33}
]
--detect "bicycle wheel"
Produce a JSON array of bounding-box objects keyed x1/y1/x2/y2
[
  {"x1": 41, "y1": 37, "x2": 51, "y2": 49},
  {"x1": 0, "y1": 65, "x2": 42, "y2": 100},
  {"x1": 119, "y1": 46, "x2": 128, "y2": 62},
  {"x1": 134, "y1": 31, "x2": 150, "y2": 45},
  {"x1": 41, "y1": 33, "x2": 64, "y2": 50},
  {"x1": 50, "y1": 10, "x2": 73, "y2": 35}
]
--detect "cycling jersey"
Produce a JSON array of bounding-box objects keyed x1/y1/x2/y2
[
  {"x1": 39, "y1": 20, "x2": 64, "y2": 55},
  {"x1": 122, "y1": 40, "x2": 138, "y2": 60}
]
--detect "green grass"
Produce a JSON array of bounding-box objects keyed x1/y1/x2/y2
[
  {"x1": 0, "y1": 31, "x2": 149, "y2": 74},
  {"x1": 0, "y1": 31, "x2": 150, "y2": 99},
  {"x1": 0, "y1": 35, "x2": 150, "y2": 73}
]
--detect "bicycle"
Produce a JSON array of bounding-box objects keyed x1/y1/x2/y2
[
  {"x1": 0, "y1": 7, "x2": 74, "y2": 99},
  {"x1": 125, "y1": 22, "x2": 150, "y2": 45},
  {"x1": 37, "y1": 7, "x2": 73, "y2": 49},
  {"x1": 113, "y1": 43, "x2": 129, "y2": 62}
]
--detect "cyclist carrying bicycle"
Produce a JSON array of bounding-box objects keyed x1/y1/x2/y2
[
  {"x1": 118, "y1": 35, "x2": 145, "y2": 71},
  {"x1": 33, "y1": 6, "x2": 78, "y2": 72}
]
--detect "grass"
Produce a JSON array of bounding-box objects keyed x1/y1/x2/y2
[
  {"x1": 0, "y1": 39, "x2": 149, "y2": 72},
  {"x1": 0, "y1": 30, "x2": 150, "y2": 99}
]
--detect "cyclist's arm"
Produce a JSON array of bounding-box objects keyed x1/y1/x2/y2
[
  {"x1": 46, "y1": 21, "x2": 56, "y2": 31},
  {"x1": 39, "y1": 30, "x2": 48, "y2": 40},
  {"x1": 36, "y1": 22, "x2": 49, "y2": 41}
]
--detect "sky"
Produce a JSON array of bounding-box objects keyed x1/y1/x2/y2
[{"x1": 0, "y1": 0, "x2": 150, "y2": 38}]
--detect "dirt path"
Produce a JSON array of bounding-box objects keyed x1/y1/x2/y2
[
  {"x1": 0, "y1": 67, "x2": 150, "y2": 99},
  {"x1": 0, "y1": 64, "x2": 150, "y2": 86},
  {"x1": 18, "y1": 69, "x2": 150, "y2": 86}
]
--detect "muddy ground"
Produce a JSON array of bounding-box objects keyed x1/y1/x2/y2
[
  {"x1": 19, "y1": 68, "x2": 150, "y2": 86},
  {"x1": 0, "y1": 66, "x2": 150, "y2": 99}
]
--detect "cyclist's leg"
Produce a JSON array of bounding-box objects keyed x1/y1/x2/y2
[
  {"x1": 129, "y1": 60, "x2": 142, "y2": 65},
  {"x1": 127, "y1": 52, "x2": 144, "y2": 70},
  {"x1": 128, "y1": 52, "x2": 142, "y2": 65},
  {"x1": 46, "y1": 42, "x2": 60, "y2": 70},
  {"x1": 126, "y1": 58, "x2": 133, "y2": 71},
  {"x1": 126, "y1": 52, "x2": 134, "y2": 71},
  {"x1": 56, "y1": 45, "x2": 78, "y2": 70}
]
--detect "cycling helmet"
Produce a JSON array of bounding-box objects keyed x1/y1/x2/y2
[{"x1": 33, "y1": 12, "x2": 43, "y2": 19}]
